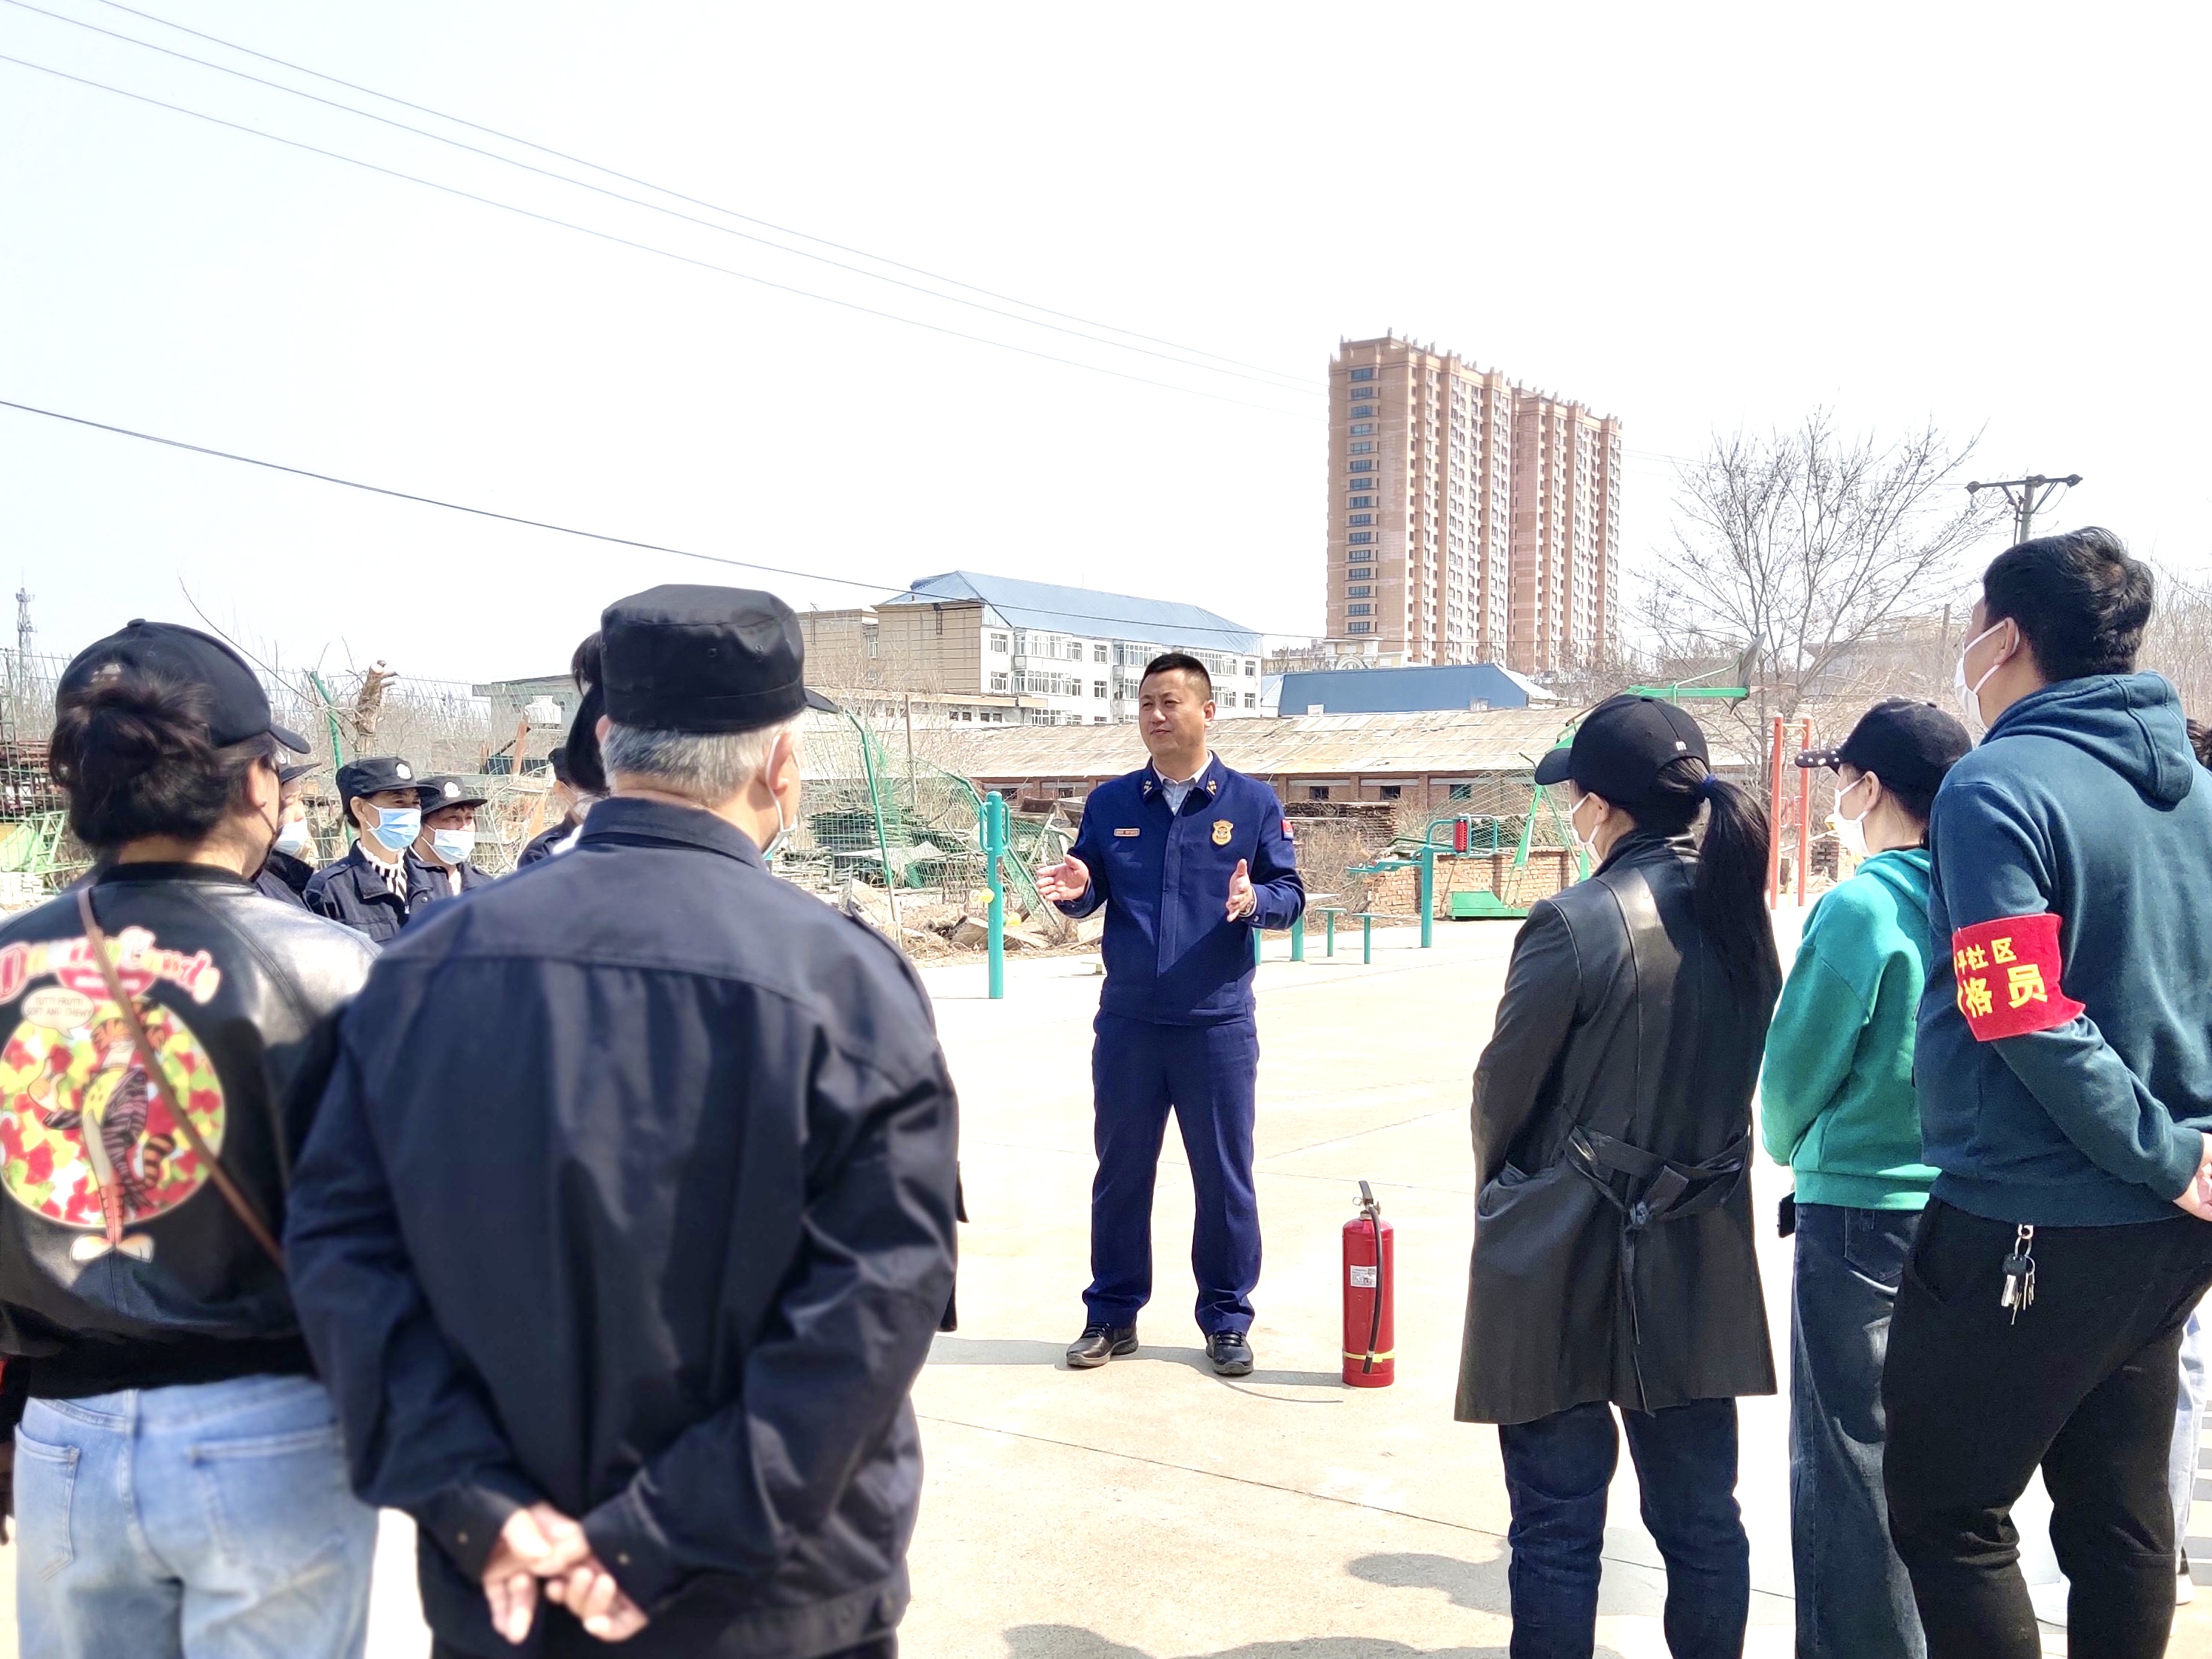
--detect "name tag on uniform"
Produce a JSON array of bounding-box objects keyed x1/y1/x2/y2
[{"x1": 1114, "y1": 827, "x2": 1141, "y2": 837}]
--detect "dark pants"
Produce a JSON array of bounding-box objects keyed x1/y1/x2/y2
[
  {"x1": 1497, "y1": 1397, "x2": 1749, "y2": 1659},
  {"x1": 1789, "y1": 1203, "x2": 1925, "y2": 1659},
  {"x1": 1086, "y1": 1012, "x2": 1260, "y2": 1336},
  {"x1": 1883, "y1": 1199, "x2": 2212, "y2": 1659}
]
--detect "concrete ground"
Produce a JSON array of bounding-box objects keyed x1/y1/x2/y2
[{"x1": 3, "y1": 918, "x2": 2207, "y2": 1655}]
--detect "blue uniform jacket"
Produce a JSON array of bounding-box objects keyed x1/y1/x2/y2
[
  {"x1": 1057, "y1": 755, "x2": 1304, "y2": 1025},
  {"x1": 283, "y1": 797, "x2": 960, "y2": 1658}
]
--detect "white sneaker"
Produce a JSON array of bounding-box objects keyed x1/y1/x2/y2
[{"x1": 2180, "y1": 1569, "x2": 2196, "y2": 1607}]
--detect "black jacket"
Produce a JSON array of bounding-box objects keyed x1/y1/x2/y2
[
  {"x1": 1456, "y1": 832, "x2": 1779, "y2": 1425},
  {"x1": 303, "y1": 843, "x2": 453, "y2": 941},
  {"x1": 253, "y1": 847, "x2": 316, "y2": 908},
  {"x1": 409, "y1": 855, "x2": 494, "y2": 915},
  {"x1": 286, "y1": 797, "x2": 961, "y2": 1659},
  {"x1": 516, "y1": 813, "x2": 582, "y2": 868},
  {"x1": 0, "y1": 865, "x2": 376, "y2": 1397}
]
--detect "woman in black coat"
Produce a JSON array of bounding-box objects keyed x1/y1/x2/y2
[{"x1": 1457, "y1": 694, "x2": 1781, "y2": 1658}]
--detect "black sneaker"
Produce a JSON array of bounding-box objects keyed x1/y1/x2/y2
[
  {"x1": 1206, "y1": 1330, "x2": 1254, "y2": 1376},
  {"x1": 1066, "y1": 1324, "x2": 1137, "y2": 1369}
]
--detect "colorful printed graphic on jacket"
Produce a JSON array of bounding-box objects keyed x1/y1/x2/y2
[{"x1": 0, "y1": 938, "x2": 226, "y2": 1256}]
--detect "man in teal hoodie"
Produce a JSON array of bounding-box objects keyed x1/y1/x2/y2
[
  {"x1": 1764, "y1": 697, "x2": 1970, "y2": 1659},
  {"x1": 1883, "y1": 528, "x2": 2212, "y2": 1659}
]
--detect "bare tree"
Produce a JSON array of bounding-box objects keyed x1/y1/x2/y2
[
  {"x1": 1644, "y1": 414, "x2": 2003, "y2": 730},
  {"x1": 2141, "y1": 563, "x2": 2212, "y2": 722}
]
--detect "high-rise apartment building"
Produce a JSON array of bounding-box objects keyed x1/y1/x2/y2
[{"x1": 1326, "y1": 336, "x2": 1621, "y2": 675}]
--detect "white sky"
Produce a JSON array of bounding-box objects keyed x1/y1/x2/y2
[{"x1": 2, "y1": 1, "x2": 2205, "y2": 684}]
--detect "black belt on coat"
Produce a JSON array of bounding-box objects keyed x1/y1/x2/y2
[{"x1": 1563, "y1": 1125, "x2": 1751, "y2": 1406}]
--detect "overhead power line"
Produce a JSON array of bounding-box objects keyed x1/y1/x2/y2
[
  {"x1": 68, "y1": 0, "x2": 1312, "y2": 390},
  {"x1": 6, "y1": 0, "x2": 1314, "y2": 396},
  {"x1": 0, "y1": 397, "x2": 1298, "y2": 645},
  {"x1": 0, "y1": 52, "x2": 1317, "y2": 420}
]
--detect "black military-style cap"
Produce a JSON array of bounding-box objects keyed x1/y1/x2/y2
[
  {"x1": 276, "y1": 762, "x2": 319, "y2": 787},
  {"x1": 337, "y1": 756, "x2": 419, "y2": 807},
  {"x1": 600, "y1": 585, "x2": 838, "y2": 735},
  {"x1": 416, "y1": 773, "x2": 488, "y2": 812},
  {"x1": 1798, "y1": 698, "x2": 1971, "y2": 795},
  {"x1": 1535, "y1": 694, "x2": 1710, "y2": 807},
  {"x1": 58, "y1": 619, "x2": 309, "y2": 753}
]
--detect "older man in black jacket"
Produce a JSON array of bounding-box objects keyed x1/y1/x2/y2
[{"x1": 286, "y1": 585, "x2": 960, "y2": 1659}]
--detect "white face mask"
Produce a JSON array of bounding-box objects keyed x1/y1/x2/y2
[
  {"x1": 1567, "y1": 791, "x2": 1601, "y2": 856},
  {"x1": 759, "y1": 738, "x2": 792, "y2": 863},
  {"x1": 1833, "y1": 775, "x2": 1872, "y2": 861},
  {"x1": 272, "y1": 819, "x2": 310, "y2": 858},
  {"x1": 1954, "y1": 622, "x2": 2008, "y2": 730}
]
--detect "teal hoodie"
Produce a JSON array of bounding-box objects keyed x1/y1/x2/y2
[
  {"x1": 1761, "y1": 849, "x2": 1940, "y2": 1209},
  {"x1": 1917, "y1": 673, "x2": 2212, "y2": 1226}
]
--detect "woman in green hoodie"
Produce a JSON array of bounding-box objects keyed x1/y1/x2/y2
[{"x1": 1762, "y1": 697, "x2": 1971, "y2": 1659}]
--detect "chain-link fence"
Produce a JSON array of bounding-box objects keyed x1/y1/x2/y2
[{"x1": 0, "y1": 647, "x2": 568, "y2": 899}]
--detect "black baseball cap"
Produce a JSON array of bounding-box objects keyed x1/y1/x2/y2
[
  {"x1": 416, "y1": 773, "x2": 488, "y2": 812},
  {"x1": 276, "y1": 762, "x2": 319, "y2": 787},
  {"x1": 58, "y1": 619, "x2": 309, "y2": 754},
  {"x1": 337, "y1": 756, "x2": 419, "y2": 807},
  {"x1": 1535, "y1": 694, "x2": 1710, "y2": 806},
  {"x1": 601, "y1": 585, "x2": 838, "y2": 735},
  {"x1": 1797, "y1": 698, "x2": 1971, "y2": 795}
]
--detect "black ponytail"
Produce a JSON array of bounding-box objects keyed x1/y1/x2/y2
[
  {"x1": 1617, "y1": 758, "x2": 1780, "y2": 994},
  {"x1": 49, "y1": 667, "x2": 275, "y2": 852}
]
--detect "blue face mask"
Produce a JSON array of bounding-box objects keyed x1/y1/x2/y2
[
  {"x1": 369, "y1": 806, "x2": 421, "y2": 854},
  {"x1": 430, "y1": 827, "x2": 477, "y2": 866}
]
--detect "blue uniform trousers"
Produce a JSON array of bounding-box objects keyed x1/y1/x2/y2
[{"x1": 1085, "y1": 1011, "x2": 1260, "y2": 1336}]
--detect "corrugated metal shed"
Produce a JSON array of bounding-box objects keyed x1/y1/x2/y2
[
  {"x1": 953, "y1": 708, "x2": 1764, "y2": 781},
  {"x1": 1277, "y1": 663, "x2": 1538, "y2": 715},
  {"x1": 888, "y1": 571, "x2": 1262, "y2": 655}
]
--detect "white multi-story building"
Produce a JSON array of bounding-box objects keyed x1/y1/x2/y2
[{"x1": 798, "y1": 571, "x2": 1265, "y2": 727}]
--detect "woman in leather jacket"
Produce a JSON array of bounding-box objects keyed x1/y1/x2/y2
[
  {"x1": 0, "y1": 622, "x2": 380, "y2": 1659},
  {"x1": 1456, "y1": 693, "x2": 1781, "y2": 1658}
]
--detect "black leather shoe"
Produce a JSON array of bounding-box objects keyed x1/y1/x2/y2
[
  {"x1": 1066, "y1": 1324, "x2": 1137, "y2": 1369},
  {"x1": 1206, "y1": 1330, "x2": 1254, "y2": 1376}
]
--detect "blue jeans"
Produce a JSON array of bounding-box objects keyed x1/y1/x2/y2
[
  {"x1": 13, "y1": 1373, "x2": 377, "y2": 1659},
  {"x1": 1789, "y1": 1203, "x2": 1925, "y2": 1658},
  {"x1": 1498, "y1": 1396, "x2": 1749, "y2": 1659},
  {"x1": 2174, "y1": 1299, "x2": 2208, "y2": 1569}
]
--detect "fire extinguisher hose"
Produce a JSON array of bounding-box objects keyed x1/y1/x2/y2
[{"x1": 1359, "y1": 1178, "x2": 1384, "y2": 1375}]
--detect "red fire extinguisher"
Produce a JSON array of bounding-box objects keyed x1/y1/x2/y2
[{"x1": 1342, "y1": 1179, "x2": 1395, "y2": 1387}]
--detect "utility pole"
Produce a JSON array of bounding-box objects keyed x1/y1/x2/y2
[
  {"x1": 1966, "y1": 474, "x2": 2082, "y2": 545},
  {"x1": 13, "y1": 587, "x2": 31, "y2": 664}
]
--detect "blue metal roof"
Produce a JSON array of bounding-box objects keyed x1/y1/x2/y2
[
  {"x1": 1277, "y1": 663, "x2": 1534, "y2": 715},
  {"x1": 889, "y1": 571, "x2": 1262, "y2": 656}
]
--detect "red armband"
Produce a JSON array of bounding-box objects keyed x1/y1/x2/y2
[{"x1": 1950, "y1": 913, "x2": 2085, "y2": 1040}]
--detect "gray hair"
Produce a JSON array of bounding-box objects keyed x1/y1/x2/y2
[{"x1": 600, "y1": 716, "x2": 798, "y2": 806}]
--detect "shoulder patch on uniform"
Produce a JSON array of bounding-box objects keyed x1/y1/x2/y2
[{"x1": 1951, "y1": 912, "x2": 2084, "y2": 1040}]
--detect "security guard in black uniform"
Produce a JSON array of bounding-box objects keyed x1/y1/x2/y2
[
  {"x1": 303, "y1": 757, "x2": 434, "y2": 941},
  {"x1": 286, "y1": 585, "x2": 960, "y2": 1659},
  {"x1": 252, "y1": 761, "x2": 321, "y2": 906},
  {"x1": 409, "y1": 774, "x2": 496, "y2": 909}
]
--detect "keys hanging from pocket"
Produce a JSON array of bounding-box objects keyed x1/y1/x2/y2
[{"x1": 2000, "y1": 1223, "x2": 2037, "y2": 1323}]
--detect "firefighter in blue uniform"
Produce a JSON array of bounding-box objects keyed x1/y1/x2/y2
[
  {"x1": 1038, "y1": 651, "x2": 1303, "y2": 1376},
  {"x1": 303, "y1": 756, "x2": 431, "y2": 942}
]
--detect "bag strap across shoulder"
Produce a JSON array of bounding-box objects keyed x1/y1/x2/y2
[
  {"x1": 1575, "y1": 862, "x2": 1681, "y2": 1144},
  {"x1": 75, "y1": 886, "x2": 286, "y2": 1267}
]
